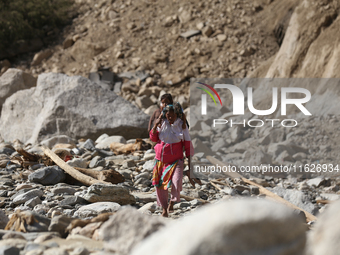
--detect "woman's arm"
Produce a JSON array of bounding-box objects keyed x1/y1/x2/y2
[
  {"x1": 149, "y1": 114, "x2": 163, "y2": 142},
  {"x1": 148, "y1": 110, "x2": 158, "y2": 133}
]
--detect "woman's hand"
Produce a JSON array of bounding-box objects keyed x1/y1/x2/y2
[
  {"x1": 152, "y1": 114, "x2": 162, "y2": 133},
  {"x1": 186, "y1": 156, "x2": 202, "y2": 186},
  {"x1": 155, "y1": 114, "x2": 162, "y2": 126}
]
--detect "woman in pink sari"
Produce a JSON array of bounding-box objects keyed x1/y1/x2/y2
[{"x1": 150, "y1": 103, "x2": 194, "y2": 217}]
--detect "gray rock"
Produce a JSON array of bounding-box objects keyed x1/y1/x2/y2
[
  {"x1": 89, "y1": 156, "x2": 106, "y2": 168},
  {"x1": 0, "y1": 246, "x2": 20, "y2": 255},
  {"x1": 122, "y1": 159, "x2": 135, "y2": 168},
  {"x1": 307, "y1": 177, "x2": 330, "y2": 188},
  {"x1": 143, "y1": 160, "x2": 155, "y2": 171},
  {"x1": 320, "y1": 193, "x2": 340, "y2": 201},
  {"x1": 190, "y1": 199, "x2": 203, "y2": 207},
  {"x1": 230, "y1": 126, "x2": 243, "y2": 143},
  {"x1": 242, "y1": 149, "x2": 272, "y2": 165},
  {"x1": 180, "y1": 30, "x2": 201, "y2": 38},
  {"x1": 133, "y1": 193, "x2": 157, "y2": 203},
  {"x1": 0, "y1": 73, "x2": 149, "y2": 144},
  {"x1": 33, "y1": 204, "x2": 50, "y2": 215},
  {"x1": 24, "y1": 242, "x2": 46, "y2": 252},
  {"x1": 0, "y1": 210, "x2": 8, "y2": 229},
  {"x1": 48, "y1": 215, "x2": 73, "y2": 237},
  {"x1": 138, "y1": 202, "x2": 157, "y2": 213},
  {"x1": 24, "y1": 196, "x2": 42, "y2": 208},
  {"x1": 95, "y1": 136, "x2": 126, "y2": 150},
  {"x1": 60, "y1": 196, "x2": 87, "y2": 207},
  {"x1": 211, "y1": 138, "x2": 228, "y2": 152},
  {"x1": 292, "y1": 152, "x2": 307, "y2": 161},
  {"x1": 173, "y1": 202, "x2": 191, "y2": 209},
  {"x1": 135, "y1": 172, "x2": 150, "y2": 180},
  {"x1": 179, "y1": 10, "x2": 191, "y2": 23},
  {"x1": 40, "y1": 135, "x2": 76, "y2": 149},
  {"x1": 31, "y1": 49, "x2": 52, "y2": 66},
  {"x1": 136, "y1": 95, "x2": 154, "y2": 109},
  {"x1": 268, "y1": 142, "x2": 308, "y2": 158},
  {"x1": 28, "y1": 166, "x2": 66, "y2": 185},
  {"x1": 143, "y1": 153, "x2": 155, "y2": 161},
  {"x1": 51, "y1": 187, "x2": 76, "y2": 195},
  {"x1": 2, "y1": 232, "x2": 25, "y2": 240},
  {"x1": 98, "y1": 207, "x2": 165, "y2": 255},
  {"x1": 95, "y1": 133, "x2": 109, "y2": 144},
  {"x1": 117, "y1": 169, "x2": 132, "y2": 180},
  {"x1": 80, "y1": 184, "x2": 135, "y2": 205},
  {"x1": 202, "y1": 26, "x2": 213, "y2": 37},
  {"x1": 71, "y1": 247, "x2": 89, "y2": 255},
  {"x1": 0, "y1": 147, "x2": 15, "y2": 156},
  {"x1": 0, "y1": 68, "x2": 36, "y2": 113},
  {"x1": 13, "y1": 189, "x2": 43, "y2": 205},
  {"x1": 74, "y1": 202, "x2": 121, "y2": 218},
  {"x1": 131, "y1": 199, "x2": 307, "y2": 255},
  {"x1": 81, "y1": 139, "x2": 96, "y2": 151},
  {"x1": 67, "y1": 158, "x2": 87, "y2": 169},
  {"x1": 307, "y1": 199, "x2": 340, "y2": 255},
  {"x1": 276, "y1": 150, "x2": 295, "y2": 162},
  {"x1": 269, "y1": 187, "x2": 318, "y2": 215},
  {"x1": 191, "y1": 138, "x2": 214, "y2": 156}
]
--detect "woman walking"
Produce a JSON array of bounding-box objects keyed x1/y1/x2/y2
[{"x1": 150, "y1": 103, "x2": 194, "y2": 217}]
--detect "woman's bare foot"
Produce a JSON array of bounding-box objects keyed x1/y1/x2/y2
[
  {"x1": 162, "y1": 208, "x2": 168, "y2": 217},
  {"x1": 168, "y1": 201, "x2": 175, "y2": 213}
]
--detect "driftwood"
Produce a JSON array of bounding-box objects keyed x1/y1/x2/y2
[
  {"x1": 15, "y1": 148, "x2": 41, "y2": 162},
  {"x1": 110, "y1": 138, "x2": 151, "y2": 155},
  {"x1": 316, "y1": 199, "x2": 331, "y2": 204},
  {"x1": 209, "y1": 181, "x2": 223, "y2": 191},
  {"x1": 5, "y1": 211, "x2": 35, "y2": 232},
  {"x1": 42, "y1": 146, "x2": 109, "y2": 186},
  {"x1": 206, "y1": 156, "x2": 317, "y2": 222},
  {"x1": 73, "y1": 167, "x2": 125, "y2": 184}
]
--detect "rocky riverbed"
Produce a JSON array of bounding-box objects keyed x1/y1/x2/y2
[{"x1": 0, "y1": 128, "x2": 337, "y2": 254}]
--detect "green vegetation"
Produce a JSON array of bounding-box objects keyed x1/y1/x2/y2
[{"x1": 0, "y1": 0, "x2": 74, "y2": 51}]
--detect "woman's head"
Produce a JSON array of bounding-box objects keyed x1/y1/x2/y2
[
  {"x1": 165, "y1": 108, "x2": 177, "y2": 124},
  {"x1": 162, "y1": 102, "x2": 183, "y2": 124},
  {"x1": 160, "y1": 94, "x2": 173, "y2": 111}
]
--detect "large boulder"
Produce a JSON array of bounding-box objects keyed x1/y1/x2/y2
[
  {"x1": 306, "y1": 200, "x2": 340, "y2": 255},
  {"x1": 97, "y1": 207, "x2": 165, "y2": 255},
  {"x1": 131, "y1": 199, "x2": 307, "y2": 255},
  {"x1": 0, "y1": 73, "x2": 149, "y2": 144},
  {"x1": 0, "y1": 68, "x2": 36, "y2": 112}
]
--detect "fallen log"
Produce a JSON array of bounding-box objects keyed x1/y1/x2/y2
[
  {"x1": 42, "y1": 146, "x2": 109, "y2": 186},
  {"x1": 15, "y1": 147, "x2": 41, "y2": 162},
  {"x1": 209, "y1": 181, "x2": 223, "y2": 191},
  {"x1": 206, "y1": 156, "x2": 317, "y2": 222},
  {"x1": 73, "y1": 167, "x2": 125, "y2": 184}
]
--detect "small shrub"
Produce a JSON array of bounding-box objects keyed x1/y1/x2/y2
[{"x1": 0, "y1": 0, "x2": 74, "y2": 52}]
